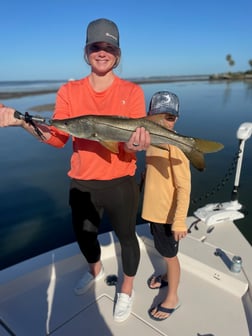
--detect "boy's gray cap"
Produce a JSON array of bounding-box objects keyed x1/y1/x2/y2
[
  {"x1": 148, "y1": 91, "x2": 179, "y2": 116},
  {"x1": 86, "y1": 18, "x2": 120, "y2": 48}
]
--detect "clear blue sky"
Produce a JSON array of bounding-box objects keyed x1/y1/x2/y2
[{"x1": 1, "y1": 0, "x2": 251, "y2": 80}]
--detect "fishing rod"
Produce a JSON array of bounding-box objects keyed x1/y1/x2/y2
[
  {"x1": 14, "y1": 110, "x2": 51, "y2": 124},
  {"x1": 14, "y1": 110, "x2": 52, "y2": 140}
]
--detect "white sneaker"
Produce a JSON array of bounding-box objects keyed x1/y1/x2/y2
[
  {"x1": 113, "y1": 291, "x2": 134, "y2": 322},
  {"x1": 74, "y1": 266, "x2": 105, "y2": 295}
]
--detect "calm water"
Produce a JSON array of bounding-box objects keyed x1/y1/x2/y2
[{"x1": 1, "y1": 79, "x2": 251, "y2": 270}]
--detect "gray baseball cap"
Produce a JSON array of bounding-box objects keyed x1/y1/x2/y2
[
  {"x1": 148, "y1": 91, "x2": 179, "y2": 117},
  {"x1": 86, "y1": 18, "x2": 120, "y2": 48}
]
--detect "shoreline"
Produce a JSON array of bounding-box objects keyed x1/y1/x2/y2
[
  {"x1": 0, "y1": 77, "x2": 209, "y2": 112},
  {"x1": 1, "y1": 74, "x2": 251, "y2": 113},
  {"x1": 1, "y1": 75, "x2": 252, "y2": 100},
  {"x1": 0, "y1": 77, "x2": 207, "y2": 100},
  {"x1": 0, "y1": 89, "x2": 58, "y2": 100}
]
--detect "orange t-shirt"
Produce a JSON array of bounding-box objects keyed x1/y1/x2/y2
[{"x1": 45, "y1": 76, "x2": 146, "y2": 180}]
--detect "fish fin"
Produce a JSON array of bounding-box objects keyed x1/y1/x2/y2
[
  {"x1": 154, "y1": 143, "x2": 206, "y2": 171},
  {"x1": 100, "y1": 141, "x2": 119, "y2": 153},
  {"x1": 185, "y1": 138, "x2": 224, "y2": 171},
  {"x1": 153, "y1": 143, "x2": 205, "y2": 171},
  {"x1": 147, "y1": 114, "x2": 224, "y2": 154},
  {"x1": 194, "y1": 139, "x2": 224, "y2": 153},
  {"x1": 185, "y1": 150, "x2": 206, "y2": 171}
]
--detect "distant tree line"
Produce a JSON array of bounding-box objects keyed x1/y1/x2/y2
[{"x1": 226, "y1": 54, "x2": 252, "y2": 72}]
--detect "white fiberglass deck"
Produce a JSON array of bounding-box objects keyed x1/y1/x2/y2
[{"x1": 1, "y1": 221, "x2": 251, "y2": 336}]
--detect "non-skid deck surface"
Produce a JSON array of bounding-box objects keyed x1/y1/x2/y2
[{"x1": 1, "y1": 225, "x2": 250, "y2": 336}]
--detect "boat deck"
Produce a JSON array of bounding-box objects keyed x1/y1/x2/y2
[{"x1": 1, "y1": 220, "x2": 252, "y2": 336}]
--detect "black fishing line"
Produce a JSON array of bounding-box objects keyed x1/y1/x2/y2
[{"x1": 191, "y1": 149, "x2": 240, "y2": 206}]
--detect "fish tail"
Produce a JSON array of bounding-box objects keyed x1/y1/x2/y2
[
  {"x1": 185, "y1": 138, "x2": 224, "y2": 171},
  {"x1": 194, "y1": 138, "x2": 224, "y2": 153},
  {"x1": 184, "y1": 150, "x2": 206, "y2": 171},
  {"x1": 155, "y1": 143, "x2": 206, "y2": 171}
]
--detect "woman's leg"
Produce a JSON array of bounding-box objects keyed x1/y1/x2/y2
[
  {"x1": 69, "y1": 186, "x2": 102, "y2": 271},
  {"x1": 103, "y1": 176, "x2": 140, "y2": 295}
]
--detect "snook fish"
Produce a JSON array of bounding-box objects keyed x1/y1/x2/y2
[{"x1": 50, "y1": 114, "x2": 224, "y2": 171}]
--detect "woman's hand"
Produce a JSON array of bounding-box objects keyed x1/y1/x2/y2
[
  {"x1": 0, "y1": 105, "x2": 24, "y2": 127},
  {"x1": 124, "y1": 127, "x2": 150, "y2": 152}
]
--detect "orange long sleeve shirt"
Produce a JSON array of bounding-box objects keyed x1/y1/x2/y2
[
  {"x1": 141, "y1": 144, "x2": 191, "y2": 232},
  {"x1": 45, "y1": 76, "x2": 146, "y2": 180}
]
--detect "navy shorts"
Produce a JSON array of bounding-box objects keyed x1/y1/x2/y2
[{"x1": 150, "y1": 222, "x2": 179, "y2": 258}]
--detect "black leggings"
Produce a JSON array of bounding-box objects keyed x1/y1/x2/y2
[{"x1": 69, "y1": 176, "x2": 140, "y2": 277}]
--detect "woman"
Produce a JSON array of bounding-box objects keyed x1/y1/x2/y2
[{"x1": 0, "y1": 18, "x2": 150, "y2": 322}]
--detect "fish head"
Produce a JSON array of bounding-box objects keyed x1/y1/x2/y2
[{"x1": 50, "y1": 116, "x2": 94, "y2": 138}]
